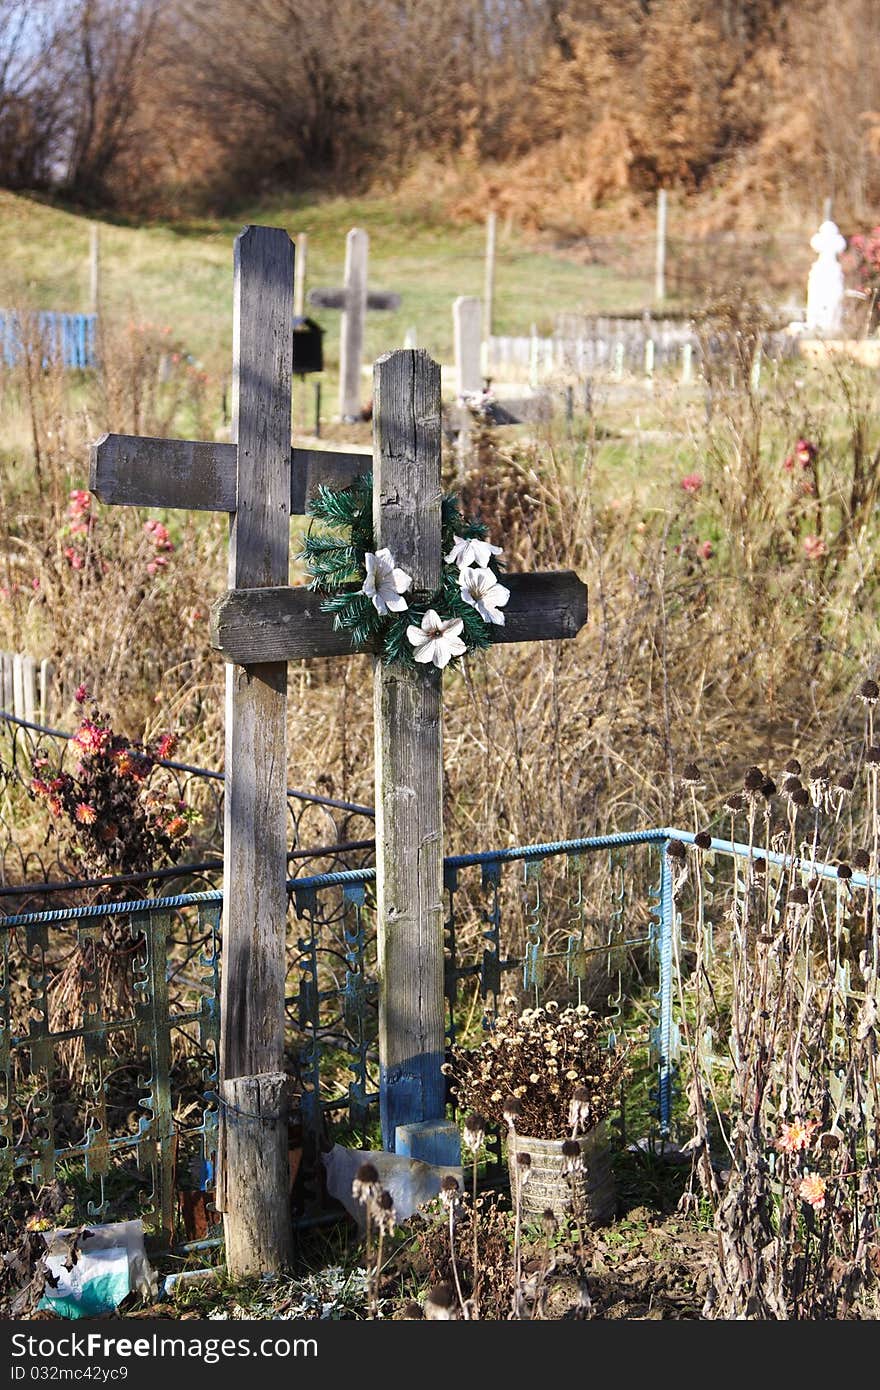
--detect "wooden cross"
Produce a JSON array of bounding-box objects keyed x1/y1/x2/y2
[
  {"x1": 90, "y1": 225, "x2": 587, "y2": 1278},
  {"x1": 308, "y1": 228, "x2": 401, "y2": 422}
]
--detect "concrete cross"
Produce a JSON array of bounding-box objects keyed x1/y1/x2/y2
[
  {"x1": 308, "y1": 227, "x2": 401, "y2": 422},
  {"x1": 90, "y1": 225, "x2": 588, "y2": 1278}
]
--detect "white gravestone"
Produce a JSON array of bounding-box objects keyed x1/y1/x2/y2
[{"x1": 806, "y1": 220, "x2": 846, "y2": 336}]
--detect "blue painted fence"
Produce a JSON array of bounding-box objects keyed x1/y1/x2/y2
[{"x1": 0, "y1": 310, "x2": 98, "y2": 370}]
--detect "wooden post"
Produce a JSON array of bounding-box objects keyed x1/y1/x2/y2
[
  {"x1": 89, "y1": 224, "x2": 100, "y2": 315},
  {"x1": 453, "y1": 296, "x2": 482, "y2": 396},
  {"x1": 655, "y1": 189, "x2": 667, "y2": 304},
  {"x1": 217, "y1": 1073, "x2": 290, "y2": 1275},
  {"x1": 482, "y1": 211, "x2": 496, "y2": 377},
  {"x1": 372, "y1": 350, "x2": 447, "y2": 1151},
  {"x1": 218, "y1": 225, "x2": 293, "y2": 1275},
  {"x1": 339, "y1": 228, "x2": 368, "y2": 421},
  {"x1": 483, "y1": 212, "x2": 496, "y2": 343},
  {"x1": 681, "y1": 341, "x2": 693, "y2": 385},
  {"x1": 294, "y1": 233, "x2": 308, "y2": 318}
]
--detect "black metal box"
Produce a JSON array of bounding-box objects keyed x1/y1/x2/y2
[{"x1": 292, "y1": 316, "x2": 324, "y2": 375}]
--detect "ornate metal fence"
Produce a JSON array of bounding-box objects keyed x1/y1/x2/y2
[{"x1": 3, "y1": 824, "x2": 867, "y2": 1248}]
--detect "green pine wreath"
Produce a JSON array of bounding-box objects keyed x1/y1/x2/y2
[{"x1": 299, "y1": 473, "x2": 507, "y2": 670}]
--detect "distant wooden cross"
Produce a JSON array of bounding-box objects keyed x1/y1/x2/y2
[
  {"x1": 90, "y1": 225, "x2": 587, "y2": 1278},
  {"x1": 308, "y1": 227, "x2": 401, "y2": 422}
]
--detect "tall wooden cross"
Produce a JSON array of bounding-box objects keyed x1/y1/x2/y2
[
  {"x1": 308, "y1": 228, "x2": 401, "y2": 422},
  {"x1": 90, "y1": 225, "x2": 587, "y2": 1278}
]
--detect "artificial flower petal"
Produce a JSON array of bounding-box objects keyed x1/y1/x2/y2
[{"x1": 445, "y1": 534, "x2": 503, "y2": 569}]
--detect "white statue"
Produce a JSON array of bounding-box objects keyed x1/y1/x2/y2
[{"x1": 806, "y1": 220, "x2": 846, "y2": 335}]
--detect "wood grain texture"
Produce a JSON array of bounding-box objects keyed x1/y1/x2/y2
[
  {"x1": 210, "y1": 571, "x2": 588, "y2": 663},
  {"x1": 372, "y1": 350, "x2": 446, "y2": 1148},
  {"x1": 339, "y1": 228, "x2": 368, "y2": 420},
  {"x1": 216, "y1": 1073, "x2": 292, "y2": 1275},
  {"x1": 90, "y1": 432, "x2": 369, "y2": 516},
  {"x1": 220, "y1": 226, "x2": 293, "y2": 1276},
  {"x1": 221, "y1": 225, "x2": 293, "y2": 1087}
]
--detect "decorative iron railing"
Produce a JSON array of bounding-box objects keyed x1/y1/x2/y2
[{"x1": 1, "y1": 827, "x2": 870, "y2": 1249}]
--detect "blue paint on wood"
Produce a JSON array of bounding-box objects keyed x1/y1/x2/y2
[
  {"x1": 395, "y1": 1119, "x2": 462, "y2": 1167},
  {"x1": 0, "y1": 310, "x2": 98, "y2": 369}
]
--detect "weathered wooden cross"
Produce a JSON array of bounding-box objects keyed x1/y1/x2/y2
[
  {"x1": 308, "y1": 227, "x2": 401, "y2": 422},
  {"x1": 89, "y1": 225, "x2": 587, "y2": 1277}
]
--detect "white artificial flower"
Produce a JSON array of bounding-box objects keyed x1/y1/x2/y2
[
  {"x1": 406, "y1": 610, "x2": 468, "y2": 669},
  {"x1": 444, "y1": 534, "x2": 503, "y2": 569},
  {"x1": 458, "y1": 565, "x2": 510, "y2": 625},
  {"x1": 360, "y1": 548, "x2": 412, "y2": 615}
]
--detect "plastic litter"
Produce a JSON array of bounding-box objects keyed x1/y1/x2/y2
[
  {"x1": 322, "y1": 1144, "x2": 463, "y2": 1227},
  {"x1": 37, "y1": 1220, "x2": 156, "y2": 1319}
]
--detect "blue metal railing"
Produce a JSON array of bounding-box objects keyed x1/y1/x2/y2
[
  {"x1": 0, "y1": 310, "x2": 98, "y2": 369},
  {"x1": 0, "y1": 823, "x2": 867, "y2": 1240}
]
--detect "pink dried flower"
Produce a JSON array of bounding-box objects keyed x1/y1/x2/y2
[
  {"x1": 775, "y1": 1119, "x2": 818, "y2": 1154},
  {"x1": 798, "y1": 1173, "x2": 827, "y2": 1210},
  {"x1": 680, "y1": 473, "x2": 703, "y2": 495},
  {"x1": 803, "y1": 534, "x2": 826, "y2": 561},
  {"x1": 74, "y1": 684, "x2": 89, "y2": 704},
  {"x1": 697, "y1": 540, "x2": 713, "y2": 560},
  {"x1": 74, "y1": 802, "x2": 97, "y2": 825},
  {"x1": 795, "y1": 439, "x2": 817, "y2": 467}
]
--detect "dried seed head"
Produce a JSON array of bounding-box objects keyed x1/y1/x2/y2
[
  {"x1": 503, "y1": 1096, "x2": 522, "y2": 1128},
  {"x1": 561, "y1": 1138, "x2": 584, "y2": 1175},
  {"x1": 753, "y1": 856, "x2": 766, "y2": 876},
  {"x1": 853, "y1": 849, "x2": 871, "y2": 871},
  {"x1": 837, "y1": 863, "x2": 853, "y2": 881},
  {"x1": 788, "y1": 885, "x2": 809, "y2": 906},
  {"x1": 541, "y1": 1207, "x2": 558, "y2": 1238},
  {"x1": 785, "y1": 758, "x2": 802, "y2": 775},
  {"x1": 515, "y1": 1151, "x2": 532, "y2": 1185},
  {"x1": 867, "y1": 746, "x2": 880, "y2": 766},
  {"x1": 761, "y1": 778, "x2": 776, "y2": 798},
  {"x1": 352, "y1": 1161, "x2": 381, "y2": 1204},
  {"x1": 859, "y1": 678, "x2": 879, "y2": 704},
  {"x1": 440, "y1": 1174, "x2": 460, "y2": 1208},
  {"x1": 835, "y1": 772, "x2": 855, "y2": 792},
  {"x1": 743, "y1": 766, "x2": 765, "y2": 792},
  {"x1": 424, "y1": 1282, "x2": 459, "y2": 1320},
  {"x1": 463, "y1": 1112, "x2": 486, "y2": 1153},
  {"x1": 666, "y1": 838, "x2": 687, "y2": 860},
  {"x1": 724, "y1": 792, "x2": 746, "y2": 814},
  {"x1": 782, "y1": 776, "x2": 803, "y2": 798},
  {"x1": 402, "y1": 1301, "x2": 424, "y2": 1320},
  {"x1": 809, "y1": 764, "x2": 830, "y2": 784},
  {"x1": 694, "y1": 830, "x2": 712, "y2": 850},
  {"x1": 681, "y1": 762, "x2": 703, "y2": 786},
  {"x1": 791, "y1": 787, "x2": 810, "y2": 808},
  {"x1": 568, "y1": 1087, "x2": 591, "y2": 1130},
  {"x1": 374, "y1": 1187, "x2": 396, "y2": 1233}
]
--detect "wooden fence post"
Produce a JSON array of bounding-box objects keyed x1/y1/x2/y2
[
  {"x1": 339, "y1": 228, "x2": 368, "y2": 421},
  {"x1": 89, "y1": 224, "x2": 100, "y2": 315},
  {"x1": 294, "y1": 233, "x2": 308, "y2": 318},
  {"x1": 453, "y1": 296, "x2": 482, "y2": 396},
  {"x1": 217, "y1": 225, "x2": 293, "y2": 1275},
  {"x1": 655, "y1": 189, "x2": 667, "y2": 304}
]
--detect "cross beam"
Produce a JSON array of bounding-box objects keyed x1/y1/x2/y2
[
  {"x1": 90, "y1": 434, "x2": 371, "y2": 515},
  {"x1": 211, "y1": 573, "x2": 587, "y2": 664}
]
